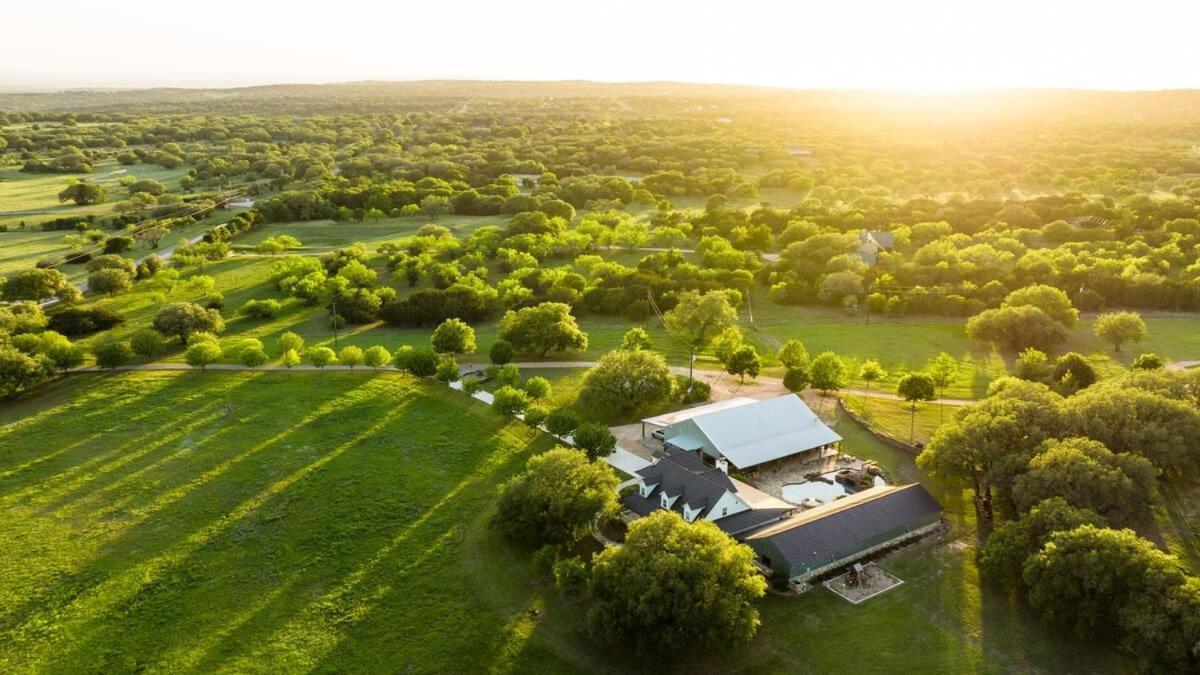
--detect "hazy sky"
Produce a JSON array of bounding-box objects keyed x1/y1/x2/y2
[{"x1": 4, "y1": 0, "x2": 1198, "y2": 90}]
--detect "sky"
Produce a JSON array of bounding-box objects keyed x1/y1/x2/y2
[{"x1": 3, "y1": 0, "x2": 1198, "y2": 91}]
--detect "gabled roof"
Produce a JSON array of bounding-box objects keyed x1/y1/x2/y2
[
  {"x1": 746, "y1": 484, "x2": 942, "y2": 566},
  {"x1": 635, "y1": 447, "x2": 734, "y2": 514},
  {"x1": 641, "y1": 397, "x2": 757, "y2": 428},
  {"x1": 713, "y1": 507, "x2": 794, "y2": 537},
  {"x1": 686, "y1": 395, "x2": 842, "y2": 469}
]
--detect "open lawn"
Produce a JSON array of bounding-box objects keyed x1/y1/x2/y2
[
  {"x1": 0, "y1": 371, "x2": 575, "y2": 672},
  {"x1": 841, "y1": 394, "x2": 954, "y2": 447},
  {"x1": 0, "y1": 159, "x2": 192, "y2": 229},
  {"x1": 0, "y1": 370, "x2": 1126, "y2": 673}
]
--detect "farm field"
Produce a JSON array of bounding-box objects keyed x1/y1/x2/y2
[{"x1": 0, "y1": 371, "x2": 1127, "y2": 673}]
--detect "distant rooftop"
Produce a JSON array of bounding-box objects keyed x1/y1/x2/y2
[{"x1": 641, "y1": 396, "x2": 758, "y2": 428}]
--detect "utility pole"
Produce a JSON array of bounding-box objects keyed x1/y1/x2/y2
[{"x1": 331, "y1": 296, "x2": 339, "y2": 349}]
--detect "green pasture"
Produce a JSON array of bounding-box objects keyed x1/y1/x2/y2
[{"x1": 0, "y1": 371, "x2": 1126, "y2": 673}]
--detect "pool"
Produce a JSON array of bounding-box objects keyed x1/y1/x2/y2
[{"x1": 781, "y1": 472, "x2": 886, "y2": 506}]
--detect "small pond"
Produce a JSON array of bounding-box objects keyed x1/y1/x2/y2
[{"x1": 781, "y1": 472, "x2": 886, "y2": 506}]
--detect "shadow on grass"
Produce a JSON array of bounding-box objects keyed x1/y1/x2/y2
[{"x1": 0, "y1": 374, "x2": 383, "y2": 665}]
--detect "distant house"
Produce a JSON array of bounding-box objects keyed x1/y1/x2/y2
[
  {"x1": 856, "y1": 230, "x2": 895, "y2": 265},
  {"x1": 785, "y1": 144, "x2": 814, "y2": 157},
  {"x1": 643, "y1": 395, "x2": 842, "y2": 472},
  {"x1": 746, "y1": 484, "x2": 943, "y2": 584},
  {"x1": 621, "y1": 446, "x2": 795, "y2": 537}
]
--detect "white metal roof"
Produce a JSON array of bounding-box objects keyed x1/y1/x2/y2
[
  {"x1": 641, "y1": 397, "x2": 757, "y2": 428},
  {"x1": 689, "y1": 395, "x2": 842, "y2": 469}
]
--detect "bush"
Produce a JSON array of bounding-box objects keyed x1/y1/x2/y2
[
  {"x1": 553, "y1": 557, "x2": 589, "y2": 594},
  {"x1": 1131, "y1": 353, "x2": 1164, "y2": 370},
  {"x1": 545, "y1": 407, "x2": 581, "y2": 437},
  {"x1": 489, "y1": 339, "x2": 514, "y2": 365},
  {"x1": 396, "y1": 346, "x2": 438, "y2": 377},
  {"x1": 494, "y1": 363, "x2": 521, "y2": 387},
  {"x1": 93, "y1": 341, "x2": 133, "y2": 369},
  {"x1": 677, "y1": 376, "x2": 711, "y2": 404},
  {"x1": 524, "y1": 404, "x2": 549, "y2": 428},
  {"x1": 47, "y1": 307, "x2": 125, "y2": 336},
  {"x1": 782, "y1": 368, "x2": 809, "y2": 393},
  {"x1": 239, "y1": 298, "x2": 281, "y2": 318},
  {"x1": 129, "y1": 329, "x2": 166, "y2": 358},
  {"x1": 435, "y1": 358, "x2": 461, "y2": 383},
  {"x1": 493, "y1": 385, "x2": 531, "y2": 418},
  {"x1": 573, "y1": 422, "x2": 616, "y2": 459},
  {"x1": 523, "y1": 375, "x2": 551, "y2": 400}
]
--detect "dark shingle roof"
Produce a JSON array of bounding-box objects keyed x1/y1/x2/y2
[
  {"x1": 713, "y1": 508, "x2": 794, "y2": 537},
  {"x1": 748, "y1": 484, "x2": 942, "y2": 567},
  {"x1": 636, "y1": 447, "x2": 735, "y2": 517}
]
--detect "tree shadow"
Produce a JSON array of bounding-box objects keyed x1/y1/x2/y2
[{"x1": 0, "y1": 374, "x2": 385, "y2": 665}]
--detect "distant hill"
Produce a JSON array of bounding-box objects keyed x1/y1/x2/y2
[{"x1": 1, "y1": 80, "x2": 1199, "y2": 122}]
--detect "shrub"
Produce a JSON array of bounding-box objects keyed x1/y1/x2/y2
[
  {"x1": 93, "y1": 341, "x2": 133, "y2": 369},
  {"x1": 523, "y1": 375, "x2": 551, "y2": 400},
  {"x1": 553, "y1": 557, "x2": 589, "y2": 594},
  {"x1": 239, "y1": 298, "x2": 281, "y2": 318},
  {"x1": 494, "y1": 363, "x2": 521, "y2": 387},
  {"x1": 489, "y1": 339, "x2": 514, "y2": 365},
  {"x1": 782, "y1": 368, "x2": 809, "y2": 393},
  {"x1": 129, "y1": 329, "x2": 167, "y2": 358},
  {"x1": 573, "y1": 422, "x2": 616, "y2": 459},
  {"x1": 493, "y1": 385, "x2": 531, "y2": 418},
  {"x1": 678, "y1": 376, "x2": 711, "y2": 404},
  {"x1": 545, "y1": 407, "x2": 581, "y2": 437},
  {"x1": 1131, "y1": 353, "x2": 1164, "y2": 370},
  {"x1": 524, "y1": 404, "x2": 549, "y2": 428},
  {"x1": 47, "y1": 307, "x2": 125, "y2": 336},
  {"x1": 435, "y1": 358, "x2": 461, "y2": 383}
]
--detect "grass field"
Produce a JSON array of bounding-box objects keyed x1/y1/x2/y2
[
  {"x1": 841, "y1": 393, "x2": 955, "y2": 446},
  {"x1": 0, "y1": 371, "x2": 1125, "y2": 673},
  {"x1": 0, "y1": 371, "x2": 576, "y2": 672}
]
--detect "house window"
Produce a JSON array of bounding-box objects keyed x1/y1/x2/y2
[{"x1": 721, "y1": 508, "x2": 727, "y2": 516}]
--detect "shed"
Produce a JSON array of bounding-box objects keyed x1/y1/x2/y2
[{"x1": 746, "y1": 483, "x2": 943, "y2": 582}]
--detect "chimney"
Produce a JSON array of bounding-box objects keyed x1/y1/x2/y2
[{"x1": 716, "y1": 458, "x2": 729, "y2": 474}]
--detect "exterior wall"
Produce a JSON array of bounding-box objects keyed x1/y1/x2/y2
[
  {"x1": 663, "y1": 419, "x2": 718, "y2": 458},
  {"x1": 705, "y1": 491, "x2": 749, "y2": 521},
  {"x1": 750, "y1": 514, "x2": 942, "y2": 582}
]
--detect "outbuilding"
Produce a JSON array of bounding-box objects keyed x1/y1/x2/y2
[{"x1": 745, "y1": 483, "x2": 943, "y2": 584}]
